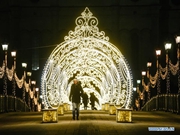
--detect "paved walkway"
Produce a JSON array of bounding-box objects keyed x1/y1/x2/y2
[{"x1": 0, "y1": 110, "x2": 180, "y2": 135}]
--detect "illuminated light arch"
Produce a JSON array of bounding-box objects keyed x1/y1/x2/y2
[{"x1": 41, "y1": 7, "x2": 133, "y2": 109}]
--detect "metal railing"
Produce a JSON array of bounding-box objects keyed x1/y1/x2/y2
[
  {"x1": 0, "y1": 95, "x2": 30, "y2": 113},
  {"x1": 141, "y1": 94, "x2": 180, "y2": 114}
]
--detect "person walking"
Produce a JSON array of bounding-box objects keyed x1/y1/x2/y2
[
  {"x1": 90, "y1": 92, "x2": 96, "y2": 110},
  {"x1": 69, "y1": 79, "x2": 84, "y2": 120},
  {"x1": 82, "y1": 92, "x2": 88, "y2": 110}
]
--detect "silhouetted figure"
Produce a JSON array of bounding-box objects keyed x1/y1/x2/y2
[
  {"x1": 90, "y1": 92, "x2": 96, "y2": 110},
  {"x1": 82, "y1": 92, "x2": 88, "y2": 110},
  {"x1": 69, "y1": 79, "x2": 83, "y2": 120}
]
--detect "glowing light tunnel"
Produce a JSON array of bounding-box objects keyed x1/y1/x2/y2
[{"x1": 41, "y1": 7, "x2": 133, "y2": 110}]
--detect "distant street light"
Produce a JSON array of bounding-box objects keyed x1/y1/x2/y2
[
  {"x1": 2, "y1": 44, "x2": 8, "y2": 51},
  {"x1": 156, "y1": 49, "x2": 161, "y2": 95},
  {"x1": 136, "y1": 80, "x2": 141, "y2": 110},
  {"x1": 165, "y1": 43, "x2": 172, "y2": 51},
  {"x1": 22, "y1": 63, "x2": 27, "y2": 68},
  {"x1": 156, "y1": 49, "x2": 161, "y2": 110},
  {"x1": 27, "y1": 72, "x2": 32, "y2": 77},
  {"x1": 147, "y1": 62, "x2": 152, "y2": 68},
  {"x1": 27, "y1": 72, "x2": 32, "y2": 110},
  {"x1": 175, "y1": 36, "x2": 180, "y2": 44},
  {"x1": 156, "y1": 50, "x2": 161, "y2": 56},
  {"x1": 137, "y1": 80, "x2": 141, "y2": 84},
  {"x1": 141, "y1": 71, "x2": 146, "y2": 105},
  {"x1": 31, "y1": 80, "x2": 36, "y2": 85},
  {"x1": 141, "y1": 71, "x2": 146, "y2": 76},
  {"x1": 35, "y1": 88, "x2": 39, "y2": 91},
  {"x1": 147, "y1": 62, "x2": 152, "y2": 100},
  {"x1": 31, "y1": 80, "x2": 36, "y2": 111}
]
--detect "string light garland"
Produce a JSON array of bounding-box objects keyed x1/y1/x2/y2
[
  {"x1": 140, "y1": 43, "x2": 179, "y2": 105},
  {"x1": 0, "y1": 51, "x2": 41, "y2": 112}
]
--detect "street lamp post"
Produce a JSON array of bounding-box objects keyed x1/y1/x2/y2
[
  {"x1": 164, "y1": 43, "x2": 171, "y2": 112},
  {"x1": 175, "y1": 36, "x2": 180, "y2": 114},
  {"x1": 137, "y1": 80, "x2": 141, "y2": 110},
  {"x1": 156, "y1": 50, "x2": 161, "y2": 94},
  {"x1": 147, "y1": 62, "x2": 152, "y2": 101},
  {"x1": 175, "y1": 36, "x2": 180, "y2": 94},
  {"x1": 2, "y1": 44, "x2": 8, "y2": 96},
  {"x1": 156, "y1": 49, "x2": 161, "y2": 110},
  {"x1": 141, "y1": 71, "x2": 146, "y2": 105},
  {"x1": 165, "y1": 43, "x2": 171, "y2": 94},
  {"x1": 2, "y1": 44, "x2": 8, "y2": 112},
  {"x1": 22, "y1": 63, "x2": 27, "y2": 111},
  {"x1": 31, "y1": 80, "x2": 36, "y2": 112},
  {"x1": 11, "y1": 51, "x2": 16, "y2": 111},
  {"x1": 133, "y1": 87, "x2": 136, "y2": 110},
  {"x1": 27, "y1": 72, "x2": 32, "y2": 111},
  {"x1": 35, "y1": 87, "x2": 39, "y2": 111}
]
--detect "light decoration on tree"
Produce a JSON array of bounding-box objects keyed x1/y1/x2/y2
[{"x1": 41, "y1": 7, "x2": 133, "y2": 109}]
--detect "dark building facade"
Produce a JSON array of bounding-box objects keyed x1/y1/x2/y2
[{"x1": 0, "y1": 0, "x2": 180, "y2": 85}]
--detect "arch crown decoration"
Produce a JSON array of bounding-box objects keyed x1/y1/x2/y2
[{"x1": 41, "y1": 7, "x2": 133, "y2": 109}]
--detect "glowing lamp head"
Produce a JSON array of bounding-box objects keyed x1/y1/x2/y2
[
  {"x1": 141, "y1": 71, "x2": 146, "y2": 76},
  {"x1": 164, "y1": 43, "x2": 172, "y2": 50},
  {"x1": 2, "y1": 44, "x2": 8, "y2": 51},
  {"x1": 22, "y1": 63, "x2": 27, "y2": 68},
  {"x1": 11, "y1": 51, "x2": 16, "y2": 57},
  {"x1": 147, "y1": 62, "x2": 152, "y2": 67},
  {"x1": 35, "y1": 88, "x2": 39, "y2": 91},
  {"x1": 175, "y1": 36, "x2": 180, "y2": 44},
  {"x1": 27, "y1": 72, "x2": 32, "y2": 77},
  {"x1": 40, "y1": 95, "x2": 43, "y2": 99},
  {"x1": 156, "y1": 50, "x2": 161, "y2": 56},
  {"x1": 137, "y1": 80, "x2": 141, "y2": 84},
  {"x1": 31, "y1": 80, "x2": 36, "y2": 85}
]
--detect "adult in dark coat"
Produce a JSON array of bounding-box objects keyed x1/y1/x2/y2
[{"x1": 69, "y1": 79, "x2": 83, "y2": 120}]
